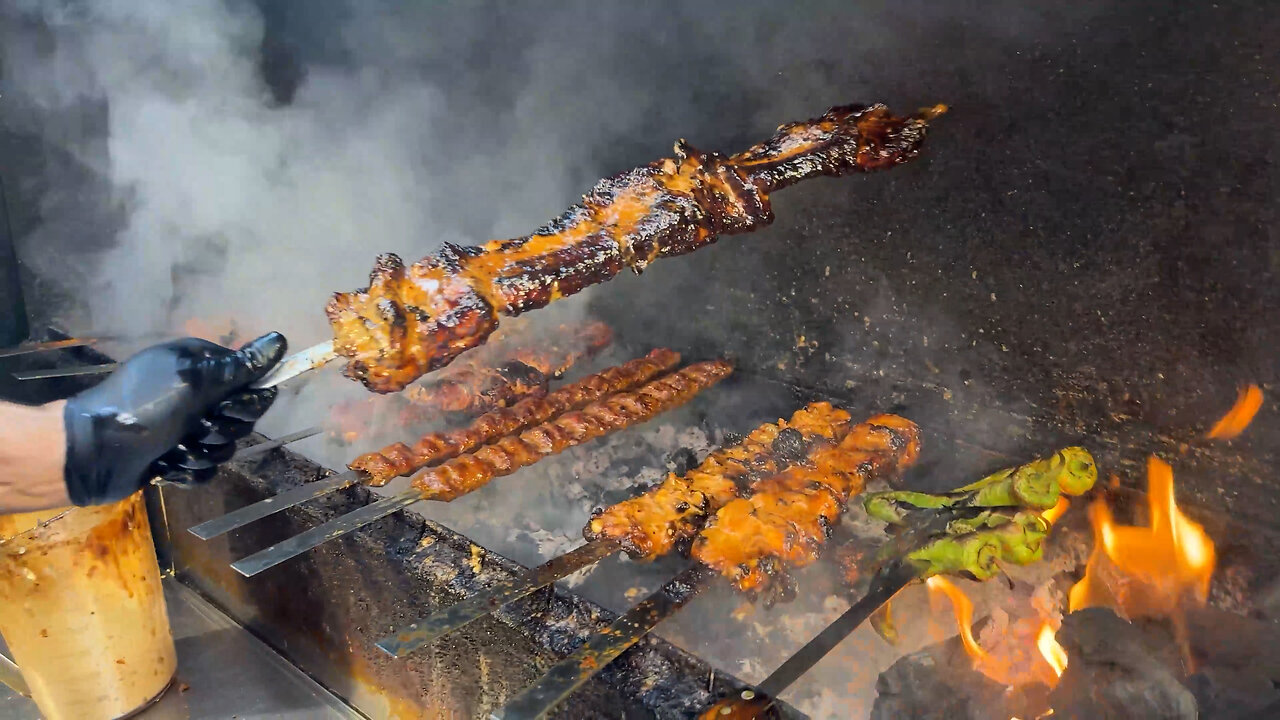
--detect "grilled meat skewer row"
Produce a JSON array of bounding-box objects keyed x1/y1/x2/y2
[
  {"x1": 693, "y1": 414, "x2": 921, "y2": 602},
  {"x1": 373, "y1": 402, "x2": 851, "y2": 659},
  {"x1": 350, "y1": 348, "x2": 679, "y2": 486},
  {"x1": 402, "y1": 322, "x2": 613, "y2": 416},
  {"x1": 585, "y1": 402, "x2": 852, "y2": 560},
  {"x1": 495, "y1": 413, "x2": 921, "y2": 717},
  {"x1": 328, "y1": 103, "x2": 944, "y2": 392},
  {"x1": 409, "y1": 360, "x2": 733, "y2": 501}
]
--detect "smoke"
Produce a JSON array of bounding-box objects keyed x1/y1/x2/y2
[{"x1": 1, "y1": 2, "x2": 1114, "y2": 717}]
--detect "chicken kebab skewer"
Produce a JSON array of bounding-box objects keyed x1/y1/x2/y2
[
  {"x1": 375, "y1": 402, "x2": 853, "y2": 658},
  {"x1": 695, "y1": 447, "x2": 1098, "y2": 720},
  {"x1": 267, "y1": 103, "x2": 942, "y2": 394},
  {"x1": 229, "y1": 360, "x2": 733, "y2": 577},
  {"x1": 189, "y1": 349, "x2": 679, "y2": 539},
  {"x1": 496, "y1": 414, "x2": 921, "y2": 720}
]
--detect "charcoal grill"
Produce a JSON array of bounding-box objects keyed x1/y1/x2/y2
[{"x1": 3, "y1": 0, "x2": 1279, "y2": 718}]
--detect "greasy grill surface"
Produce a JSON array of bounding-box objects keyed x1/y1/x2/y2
[
  {"x1": 326, "y1": 104, "x2": 942, "y2": 392},
  {"x1": 585, "y1": 401, "x2": 852, "y2": 559},
  {"x1": 410, "y1": 359, "x2": 734, "y2": 500},
  {"x1": 349, "y1": 348, "x2": 679, "y2": 485},
  {"x1": 693, "y1": 414, "x2": 921, "y2": 602}
]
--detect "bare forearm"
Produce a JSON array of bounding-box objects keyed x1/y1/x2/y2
[{"x1": 0, "y1": 400, "x2": 70, "y2": 513}]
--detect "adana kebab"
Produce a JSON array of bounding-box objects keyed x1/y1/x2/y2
[
  {"x1": 228, "y1": 359, "x2": 732, "y2": 577},
  {"x1": 328, "y1": 103, "x2": 945, "y2": 393},
  {"x1": 351, "y1": 347, "x2": 678, "y2": 486},
  {"x1": 696, "y1": 448, "x2": 1098, "y2": 720},
  {"x1": 401, "y1": 321, "x2": 613, "y2": 416},
  {"x1": 497, "y1": 414, "x2": 920, "y2": 719},
  {"x1": 407, "y1": 360, "x2": 733, "y2": 501},
  {"x1": 377, "y1": 402, "x2": 852, "y2": 657},
  {"x1": 190, "y1": 349, "x2": 679, "y2": 540}
]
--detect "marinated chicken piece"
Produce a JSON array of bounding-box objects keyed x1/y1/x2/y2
[
  {"x1": 402, "y1": 321, "x2": 613, "y2": 416},
  {"x1": 328, "y1": 104, "x2": 944, "y2": 392},
  {"x1": 349, "y1": 348, "x2": 679, "y2": 486},
  {"x1": 585, "y1": 402, "x2": 852, "y2": 559},
  {"x1": 410, "y1": 360, "x2": 733, "y2": 500},
  {"x1": 692, "y1": 414, "x2": 920, "y2": 602}
]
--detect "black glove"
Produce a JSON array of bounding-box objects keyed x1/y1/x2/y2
[{"x1": 62, "y1": 332, "x2": 287, "y2": 506}]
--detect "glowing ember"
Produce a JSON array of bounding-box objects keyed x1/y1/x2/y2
[
  {"x1": 1068, "y1": 456, "x2": 1216, "y2": 618},
  {"x1": 926, "y1": 576, "x2": 988, "y2": 662},
  {"x1": 1036, "y1": 623, "x2": 1067, "y2": 678},
  {"x1": 1207, "y1": 384, "x2": 1263, "y2": 439}
]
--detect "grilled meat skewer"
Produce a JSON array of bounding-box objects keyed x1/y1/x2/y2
[
  {"x1": 226, "y1": 359, "x2": 732, "y2": 577},
  {"x1": 350, "y1": 348, "x2": 678, "y2": 486},
  {"x1": 693, "y1": 414, "x2": 921, "y2": 602},
  {"x1": 187, "y1": 350, "x2": 678, "y2": 541},
  {"x1": 328, "y1": 103, "x2": 944, "y2": 392},
  {"x1": 585, "y1": 401, "x2": 852, "y2": 559},
  {"x1": 410, "y1": 360, "x2": 733, "y2": 500},
  {"x1": 402, "y1": 321, "x2": 613, "y2": 416},
  {"x1": 376, "y1": 402, "x2": 852, "y2": 658},
  {"x1": 498, "y1": 413, "x2": 920, "y2": 718}
]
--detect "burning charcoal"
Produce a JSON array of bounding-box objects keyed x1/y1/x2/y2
[
  {"x1": 870, "y1": 631, "x2": 1011, "y2": 720},
  {"x1": 1183, "y1": 606, "x2": 1280, "y2": 718},
  {"x1": 1047, "y1": 608, "x2": 1197, "y2": 720}
]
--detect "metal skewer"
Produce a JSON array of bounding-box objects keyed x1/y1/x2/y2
[
  {"x1": 188, "y1": 470, "x2": 365, "y2": 540},
  {"x1": 230, "y1": 489, "x2": 426, "y2": 577},
  {"x1": 495, "y1": 565, "x2": 709, "y2": 720},
  {"x1": 231, "y1": 426, "x2": 323, "y2": 462},
  {"x1": 250, "y1": 340, "x2": 336, "y2": 389},
  {"x1": 12, "y1": 363, "x2": 118, "y2": 380},
  {"x1": 12, "y1": 339, "x2": 336, "y2": 385},
  {"x1": 376, "y1": 540, "x2": 621, "y2": 657},
  {"x1": 0, "y1": 337, "x2": 97, "y2": 358},
  {"x1": 756, "y1": 561, "x2": 917, "y2": 698}
]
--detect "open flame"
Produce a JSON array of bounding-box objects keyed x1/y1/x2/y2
[
  {"x1": 1035, "y1": 623, "x2": 1067, "y2": 678},
  {"x1": 926, "y1": 576, "x2": 988, "y2": 663},
  {"x1": 1068, "y1": 456, "x2": 1215, "y2": 617},
  {"x1": 1206, "y1": 384, "x2": 1263, "y2": 439}
]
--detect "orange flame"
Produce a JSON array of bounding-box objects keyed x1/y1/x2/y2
[
  {"x1": 926, "y1": 576, "x2": 988, "y2": 662},
  {"x1": 1042, "y1": 497, "x2": 1070, "y2": 525},
  {"x1": 1036, "y1": 623, "x2": 1068, "y2": 678},
  {"x1": 1207, "y1": 384, "x2": 1263, "y2": 439},
  {"x1": 1068, "y1": 456, "x2": 1215, "y2": 618}
]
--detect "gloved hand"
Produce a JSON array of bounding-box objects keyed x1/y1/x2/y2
[{"x1": 62, "y1": 332, "x2": 288, "y2": 506}]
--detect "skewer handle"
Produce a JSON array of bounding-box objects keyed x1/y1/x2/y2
[
  {"x1": 186, "y1": 469, "x2": 363, "y2": 540},
  {"x1": 251, "y1": 339, "x2": 337, "y2": 389},
  {"x1": 229, "y1": 489, "x2": 425, "y2": 576},
  {"x1": 231, "y1": 426, "x2": 322, "y2": 462}
]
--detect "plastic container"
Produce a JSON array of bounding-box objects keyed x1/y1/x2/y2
[{"x1": 0, "y1": 490, "x2": 176, "y2": 720}]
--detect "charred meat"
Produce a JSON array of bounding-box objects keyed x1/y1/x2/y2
[
  {"x1": 349, "y1": 348, "x2": 679, "y2": 486},
  {"x1": 409, "y1": 360, "x2": 733, "y2": 501},
  {"x1": 585, "y1": 402, "x2": 852, "y2": 560},
  {"x1": 692, "y1": 414, "x2": 920, "y2": 602},
  {"x1": 328, "y1": 104, "x2": 944, "y2": 392},
  {"x1": 402, "y1": 321, "x2": 613, "y2": 415}
]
